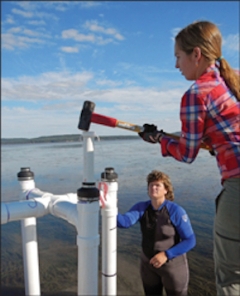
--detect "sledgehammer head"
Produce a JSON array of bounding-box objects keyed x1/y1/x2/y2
[{"x1": 78, "y1": 101, "x2": 95, "y2": 131}]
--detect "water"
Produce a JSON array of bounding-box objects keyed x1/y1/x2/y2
[{"x1": 1, "y1": 138, "x2": 221, "y2": 295}]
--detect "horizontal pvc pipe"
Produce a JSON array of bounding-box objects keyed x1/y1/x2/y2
[
  {"x1": 1, "y1": 196, "x2": 51, "y2": 224},
  {"x1": 1, "y1": 191, "x2": 78, "y2": 227},
  {"x1": 26, "y1": 189, "x2": 77, "y2": 204},
  {"x1": 50, "y1": 193, "x2": 78, "y2": 204},
  {"x1": 24, "y1": 188, "x2": 52, "y2": 199},
  {"x1": 47, "y1": 193, "x2": 78, "y2": 226}
]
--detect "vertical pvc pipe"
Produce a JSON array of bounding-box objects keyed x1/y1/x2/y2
[
  {"x1": 82, "y1": 131, "x2": 95, "y2": 183},
  {"x1": 100, "y1": 167, "x2": 118, "y2": 296},
  {"x1": 76, "y1": 131, "x2": 100, "y2": 295},
  {"x1": 17, "y1": 168, "x2": 41, "y2": 296}
]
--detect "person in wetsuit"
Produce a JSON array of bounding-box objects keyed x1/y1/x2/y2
[{"x1": 117, "y1": 170, "x2": 196, "y2": 296}]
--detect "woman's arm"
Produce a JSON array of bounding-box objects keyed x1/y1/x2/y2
[
  {"x1": 165, "y1": 203, "x2": 196, "y2": 259},
  {"x1": 161, "y1": 89, "x2": 207, "y2": 163},
  {"x1": 165, "y1": 233, "x2": 196, "y2": 260},
  {"x1": 117, "y1": 201, "x2": 149, "y2": 228}
]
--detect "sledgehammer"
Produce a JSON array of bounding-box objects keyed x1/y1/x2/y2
[
  {"x1": 78, "y1": 100, "x2": 211, "y2": 151},
  {"x1": 78, "y1": 100, "x2": 144, "y2": 133}
]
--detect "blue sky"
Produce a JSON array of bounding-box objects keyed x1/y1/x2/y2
[{"x1": 2, "y1": 1, "x2": 239, "y2": 138}]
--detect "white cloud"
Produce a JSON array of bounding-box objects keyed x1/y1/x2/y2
[
  {"x1": 62, "y1": 29, "x2": 95, "y2": 43},
  {"x1": 55, "y1": 4, "x2": 68, "y2": 12},
  {"x1": 60, "y1": 46, "x2": 79, "y2": 53},
  {"x1": 2, "y1": 102, "x2": 181, "y2": 139},
  {"x1": 22, "y1": 28, "x2": 41, "y2": 37},
  {"x1": 5, "y1": 15, "x2": 15, "y2": 24},
  {"x1": 85, "y1": 20, "x2": 125, "y2": 41},
  {"x1": 12, "y1": 8, "x2": 34, "y2": 18},
  {"x1": 2, "y1": 32, "x2": 44, "y2": 50},
  {"x1": 34, "y1": 11, "x2": 59, "y2": 21},
  {"x1": 170, "y1": 27, "x2": 182, "y2": 41},
  {"x1": 2, "y1": 69, "x2": 185, "y2": 108},
  {"x1": 8, "y1": 26, "x2": 22, "y2": 33},
  {"x1": 2, "y1": 26, "x2": 51, "y2": 50},
  {"x1": 95, "y1": 36, "x2": 113, "y2": 45},
  {"x1": 95, "y1": 79, "x2": 122, "y2": 87},
  {"x1": 11, "y1": 2, "x2": 59, "y2": 21},
  {"x1": 61, "y1": 22, "x2": 124, "y2": 46},
  {"x1": 223, "y1": 33, "x2": 239, "y2": 51},
  {"x1": 1, "y1": 69, "x2": 185, "y2": 137},
  {"x1": 28, "y1": 20, "x2": 46, "y2": 26},
  {"x1": 15, "y1": 1, "x2": 38, "y2": 11},
  {"x1": 2, "y1": 71, "x2": 94, "y2": 102},
  {"x1": 1, "y1": 106, "x2": 79, "y2": 138},
  {"x1": 3, "y1": 7, "x2": 123, "y2": 53},
  {"x1": 80, "y1": 2, "x2": 102, "y2": 9}
]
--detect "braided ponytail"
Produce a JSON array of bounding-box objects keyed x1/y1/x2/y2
[{"x1": 218, "y1": 58, "x2": 240, "y2": 101}]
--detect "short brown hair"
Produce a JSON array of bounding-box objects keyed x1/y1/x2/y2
[{"x1": 147, "y1": 170, "x2": 174, "y2": 201}]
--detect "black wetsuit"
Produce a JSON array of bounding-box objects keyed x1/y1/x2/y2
[{"x1": 117, "y1": 200, "x2": 196, "y2": 296}]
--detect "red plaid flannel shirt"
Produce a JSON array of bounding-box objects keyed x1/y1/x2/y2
[{"x1": 161, "y1": 65, "x2": 240, "y2": 183}]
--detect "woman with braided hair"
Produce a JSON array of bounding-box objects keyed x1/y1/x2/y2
[{"x1": 139, "y1": 20, "x2": 240, "y2": 295}]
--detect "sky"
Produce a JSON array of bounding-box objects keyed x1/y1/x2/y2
[{"x1": 2, "y1": 1, "x2": 239, "y2": 139}]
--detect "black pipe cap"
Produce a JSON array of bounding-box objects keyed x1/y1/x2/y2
[
  {"x1": 17, "y1": 167, "x2": 34, "y2": 180},
  {"x1": 77, "y1": 183, "x2": 99, "y2": 201},
  {"x1": 101, "y1": 167, "x2": 118, "y2": 181}
]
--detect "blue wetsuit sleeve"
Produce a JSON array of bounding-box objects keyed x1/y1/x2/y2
[
  {"x1": 165, "y1": 233, "x2": 196, "y2": 260},
  {"x1": 117, "y1": 201, "x2": 149, "y2": 228},
  {"x1": 165, "y1": 203, "x2": 196, "y2": 260}
]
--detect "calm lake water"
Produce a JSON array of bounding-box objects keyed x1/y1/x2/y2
[{"x1": 1, "y1": 137, "x2": 222, "y2": 295}]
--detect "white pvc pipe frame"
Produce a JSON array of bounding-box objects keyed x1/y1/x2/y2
[
  {"x1": 1, "y1": 131, "x2": 118, "y2": 296},
  {"x1": 100, "y1": 178, "x2": 118, "y2": 296}
]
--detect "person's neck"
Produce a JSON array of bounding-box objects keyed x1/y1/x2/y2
[
  {"x1": 151, "y1": 197, "x2": 165, "y2": 210},
  {"x1": 195, "y1": 60, "x2": 212, "y2": 80}
]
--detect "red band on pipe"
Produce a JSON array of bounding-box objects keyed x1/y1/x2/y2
[{"x1": 91, "y1": 113, "x2": 117, "y2": 128}]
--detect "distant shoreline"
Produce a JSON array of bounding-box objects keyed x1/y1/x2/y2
[{"x1": 1, "y1": 134, "x2": 140, "y2": 145}]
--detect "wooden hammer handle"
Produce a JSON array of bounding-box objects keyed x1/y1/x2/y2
[{"x1": 91, "y1": 112, "x2": 211, "y2": 151}]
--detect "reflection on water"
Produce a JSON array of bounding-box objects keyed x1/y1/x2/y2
[
  {"x1": 1, "y1": 137, "x2": 221, "y2": 205},
  {"x1": 1, "y1": 138, "x2": 221, "y2": 295}
]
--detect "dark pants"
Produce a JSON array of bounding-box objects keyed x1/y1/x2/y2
[
  {"x1": 214, "y1": 178, "x2": 240, "y2": 296},
  {"x1": 140, "y1": 251, "x2": 189, "y2": 296}
]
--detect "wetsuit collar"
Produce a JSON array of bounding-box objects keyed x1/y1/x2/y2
[{"x1": 150, "y1": 199, "x2": 167, "y2": 211}]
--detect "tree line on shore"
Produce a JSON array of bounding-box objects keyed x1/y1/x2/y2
[{"x1": 1, "y1": 134, "x2": 139, "y2": 145}]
